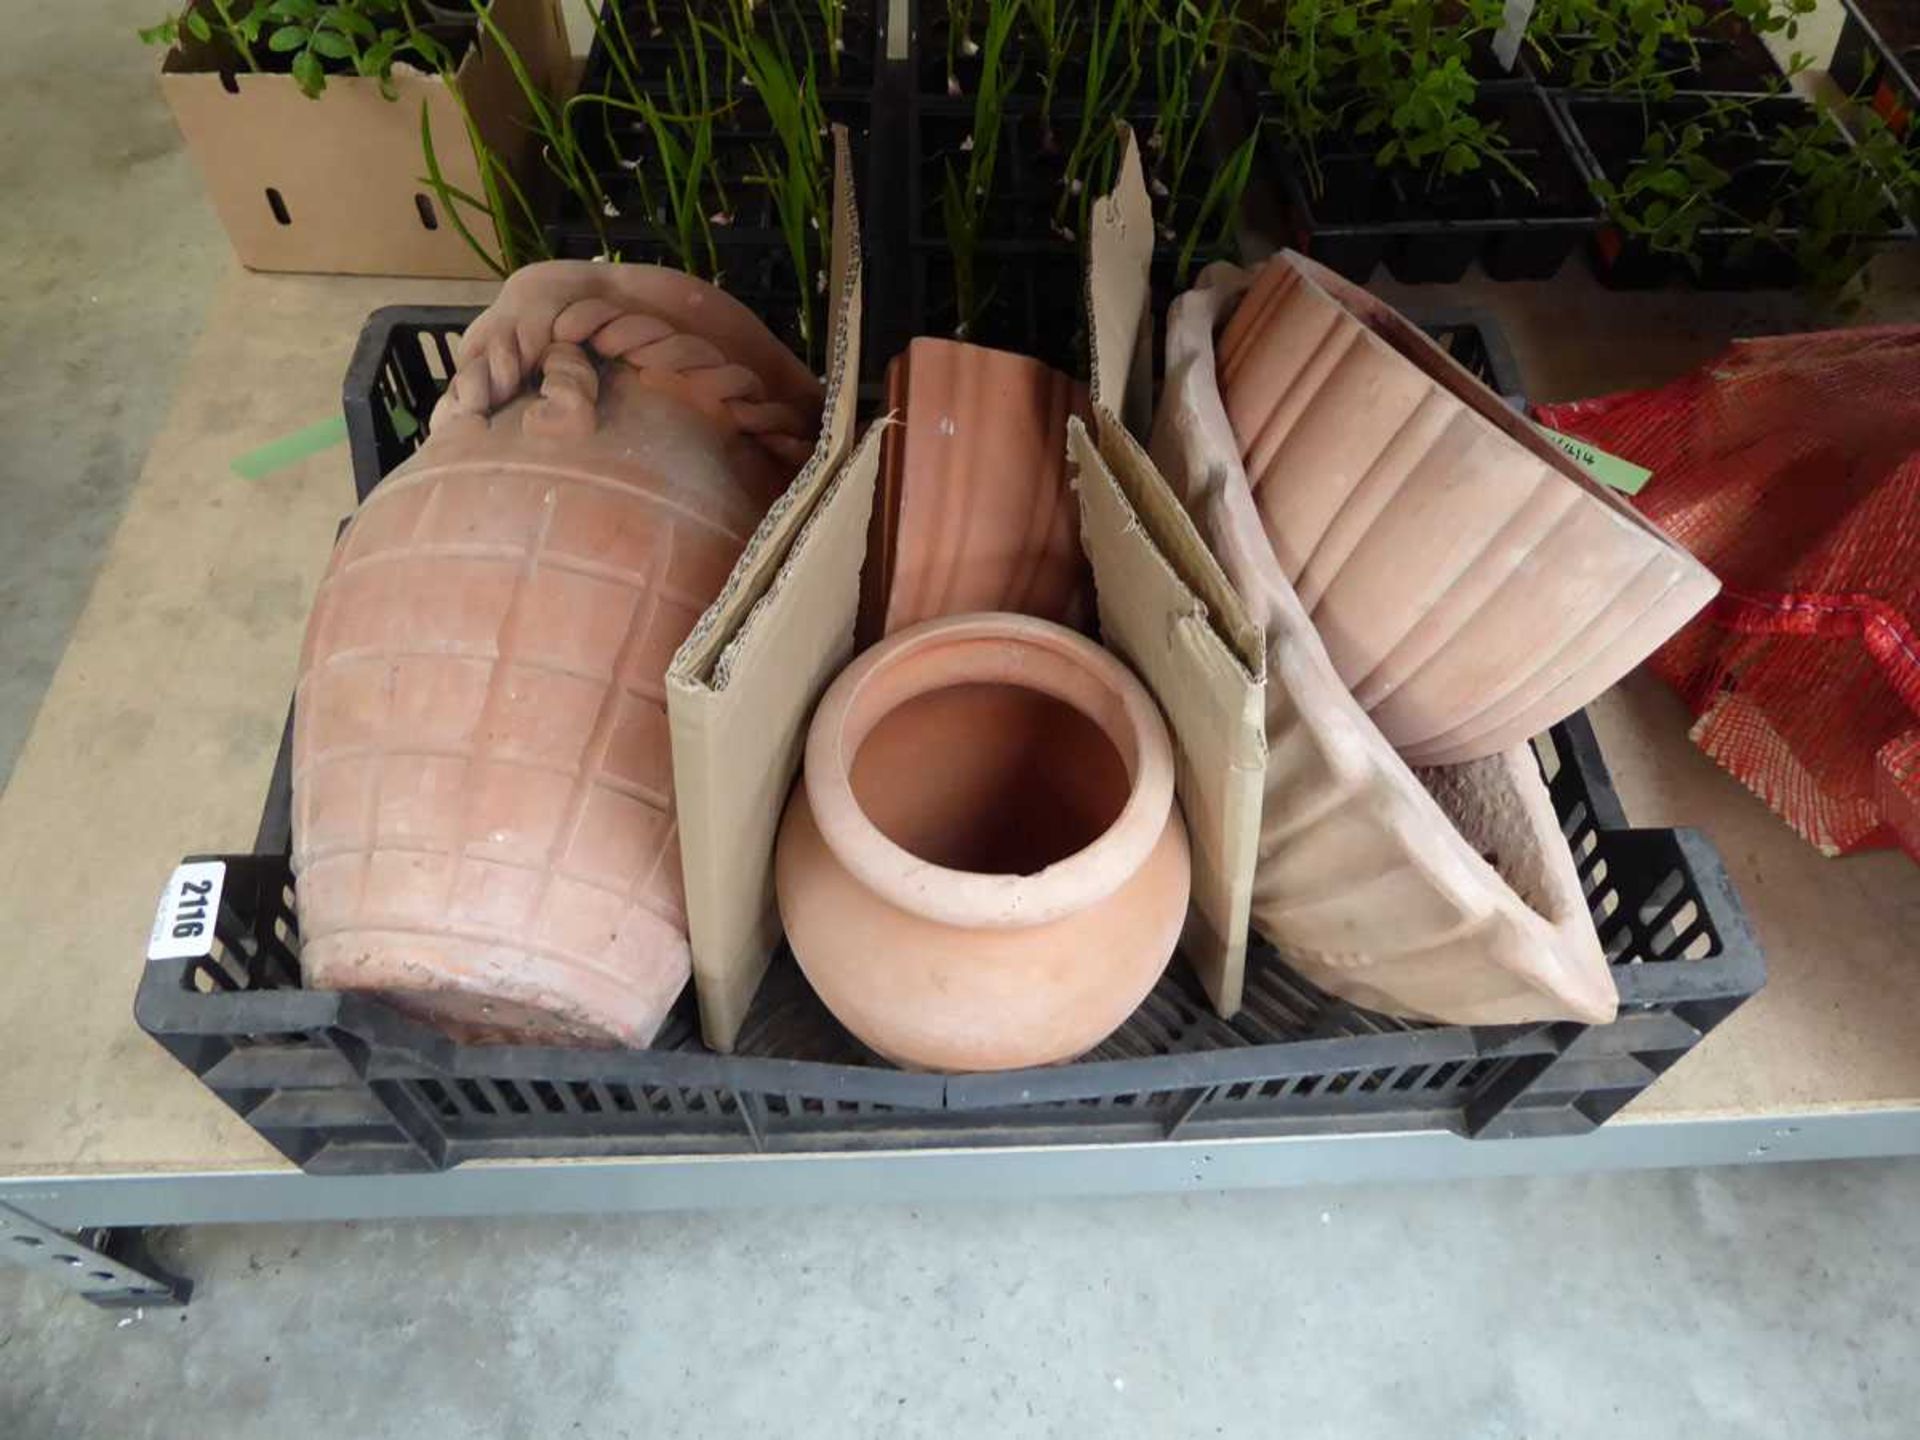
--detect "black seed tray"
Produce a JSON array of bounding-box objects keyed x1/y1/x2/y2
[
  {"x1": 1249, "y1": 80, "x2": 1604, "y2": 285},
  {"x1": 1555, "y1": 91, "x2": 1918, "y2": 290},
  {"x1": 542, "y1": 0, "x2": 900, "y2": 381},
  {"x1": 131, "y1": 305, "x2": 1764, "y2": 1174},
  {"x1": 1830, "y1": 0, "x2": 1920, "y2": 136}
]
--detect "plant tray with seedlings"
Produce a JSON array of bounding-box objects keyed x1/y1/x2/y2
[
  {"x1": 900, "y1": 0, "x2": 1258, "y2": 375},
  {"x1": 127, "y1": 305, "x2": 1766, "y2": 1175},
  {"x1": 1519, "y1": 0, "x2": 1805, "y2": 97},
  {"x1": 1258, "y1": 81, "x2": 1602, "y2": 284},
  {"x1": 1560, "y1": 90, "x2": 1919, "y2": 289},
  {"x1": 141, "y1": 0, "x2": 481, "y2": 97},
  {"x1": 541, "y1": 0, "x2": 887, "y2": 371},
  {"x1": 1831, "y1": 0, "x2": 1920, "y2": 136},
  {"x1": 577, "y1": 0, "x2": 885, "y2": 95}
]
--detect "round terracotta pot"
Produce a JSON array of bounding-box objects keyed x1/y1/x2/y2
[
  {"x1": 1214, "y1": 252, "x2": 1717, "y2": 766},
  {"x1": 775, "y1": 614, "x2": 1192, "y2": 1071}
]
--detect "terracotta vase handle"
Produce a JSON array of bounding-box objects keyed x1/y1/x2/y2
[{"x1": 429, "y1": 261, "x2": 824, "y2": 467}]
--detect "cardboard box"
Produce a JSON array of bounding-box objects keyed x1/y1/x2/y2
[
  {"x1": 1075, "y1": 133, "x2": 1269, "y2": 1018},
  {"x1": 158, "y1": 0, "x2": 570, "y2": 278},
  {"x1": 667, "y1": 129, "x2": 870, "y2": 1052}
]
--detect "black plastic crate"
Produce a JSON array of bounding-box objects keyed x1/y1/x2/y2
[{"x1": 132, "y1": 305, "x2": 1764, "y2": 1175}]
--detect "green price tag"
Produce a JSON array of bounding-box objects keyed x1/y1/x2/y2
[{"x1": 1536, "y1": 425, "x2": 1653, "y2": 496}]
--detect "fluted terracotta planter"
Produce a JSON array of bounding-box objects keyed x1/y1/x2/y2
[
  {"x1": 775, "y1": 614, "x2": 1192, "y2": 1070},
  {"x1": 1215, "y1": 253, "x2": 1718, "y2": 766},
  {"x1": 863, "y1": 339, "x2": 1091, "y2": 641},
  {"x1": 292, "y1": 262, "x2": 822, "y2": 1046},
  {"x1": 1151, "y1": 273, "x2": 1617, "y2": 1027}
]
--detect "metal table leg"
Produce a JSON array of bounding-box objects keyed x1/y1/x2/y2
[{"x1": 0, "y1": 1202, "x2": 191, "y2": 1310}]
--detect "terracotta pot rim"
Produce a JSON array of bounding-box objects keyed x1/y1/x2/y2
[
  {"x1": 803, "y1": 613, "x2": 1176, "y2": 930},
  {"x1": 1275, "y1": 249, "x2": 1683, "y2": 550}
]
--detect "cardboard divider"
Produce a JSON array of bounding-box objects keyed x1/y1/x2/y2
[
  {"x1": 666, "y1": 130, "x2": 870, "y2": 1052},
  {"x1": 1075, "y1": 130, "x2": 1269, "y2": 1017}
]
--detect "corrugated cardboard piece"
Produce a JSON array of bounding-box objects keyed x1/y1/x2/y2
[
  {"x1": 1075, "y1": 132, "x2": 1267, "y2": 1016},
  {"x1": 159, "y1": 0, "x2": 569, "y2": 277},
  {"x1": 667, "y1": 129, "x2": 869, "y2": 1051}
]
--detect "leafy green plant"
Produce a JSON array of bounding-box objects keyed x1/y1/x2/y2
[
  {"x1": 141, "y1": 0, "x2": 457, "y2": 98},
  {"x1": 1022, "y1": 0, "x2": 1080, "y2": 149},
  {"x1": 1592, "y1": 92, "x2": 1910, "y2": 291},
  {"x1": 1261, "y1": 0, "x2": 1530, "y2": 197},
  {"x1": 140, "y1": 0, "x2": 265, "y2": 70},
  {"x1": 1726, "y1": 0, "x2": 1817, "y2": 39},
  {"x1": 1347, "y1": 0, "x2": 1532, "y2": 193},
  {"x1": 1764, "y1": 105, "x2": 1917, "y2": 292},
  {"x1": 1592, "y1": 110, "x2": 1738, "y2": 270},
  {"x1": 1262, "y1": 0, "x2": 1364, "y2": 196},
  {"x1": 1526, "y1": 0, "x2": 1814, "y2": 96},
  {"x1": 1524, "y1": 0, "x2": 1702, "y2": 97},
  {"x1": 942, "y1": 0, "x2": 1021, "y2": 335}
]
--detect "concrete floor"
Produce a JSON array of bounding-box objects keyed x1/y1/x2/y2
[
  {"x1": 3, "y1": 1162, "x2": 1919, "y2": 1438},
  {"x1": 3, "y1": 3, "x2": 1919, "y2": 1437},
  {"x1": 0, "y1": 1, "x2": 225, "y2": 790}
]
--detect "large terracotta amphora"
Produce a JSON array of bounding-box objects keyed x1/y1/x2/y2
[{"x1": 291, "y1": 263, "x2": 821, "y2": 1046}]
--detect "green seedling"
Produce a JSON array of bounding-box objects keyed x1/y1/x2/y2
[
  {"x1": 943, "y1": 0, "x2": 1021, "y2": 335},
  {"x1": 1177, "y1": 120, "x2": 1259, "y2": 281},
  {"x1": 143, "y1": 0, "x2": 457, "y2": 98},
  {"x1": 1055, "y1": 0, "x2": 1145, "y2": 237},
  {"x1": 1023, "y1": 0, "x2": 1080, "y2": 147}
]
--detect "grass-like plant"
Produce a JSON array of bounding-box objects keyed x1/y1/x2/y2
[
  {"x1": 1147, "y1": 0, "x2": 1238, "y2": 215},
  {"x1": 810, "y1": 0, "x2": 847, "y2": 83},
  {"x1": 417, "y1": 0, "x2": 593, "y2": 274},
  {"x1": 707, "y1": 4, "x2": 832, "y2": 361},
  {"x1": 946, "y1": 0, "x2": 977, "y2": 95},
  {"x1": 1023, "y1": 0, "x2": 1081, "y2": 149},
  {"x1": 943, "y1": 0, "x2": 1021, "y2": 335},
  {"x1": 1054, "y1": 0, "x2": 1146, "y2": 238},
  {"x1": 627, "y1": 39, "x2": 729, "y2": 278},
  {"x1": 1176, "y1": 121, "x2": 1258, "y2": 281}
]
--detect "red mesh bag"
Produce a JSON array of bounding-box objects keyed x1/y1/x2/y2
[{"x1": 1534, "y1": 327, "x2": 1920, "y2": 861}]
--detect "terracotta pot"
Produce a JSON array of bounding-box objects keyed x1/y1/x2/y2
[
  {"x1": 1214, "y1": 253, "x2": 1718, "y2": 766},
  {"x1": 292, "y1": 262, "x2": 823, "y2": 1046},
  {"x1": 775, "y1": 614, "x2": 1192, "y2": 1070},
  {"x1": 1150, "y1": 272, "x2": 1617, "y2": 1026},
  {"x1": 862, "y1": 338, "x2": 1091, "y2": 642}
]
